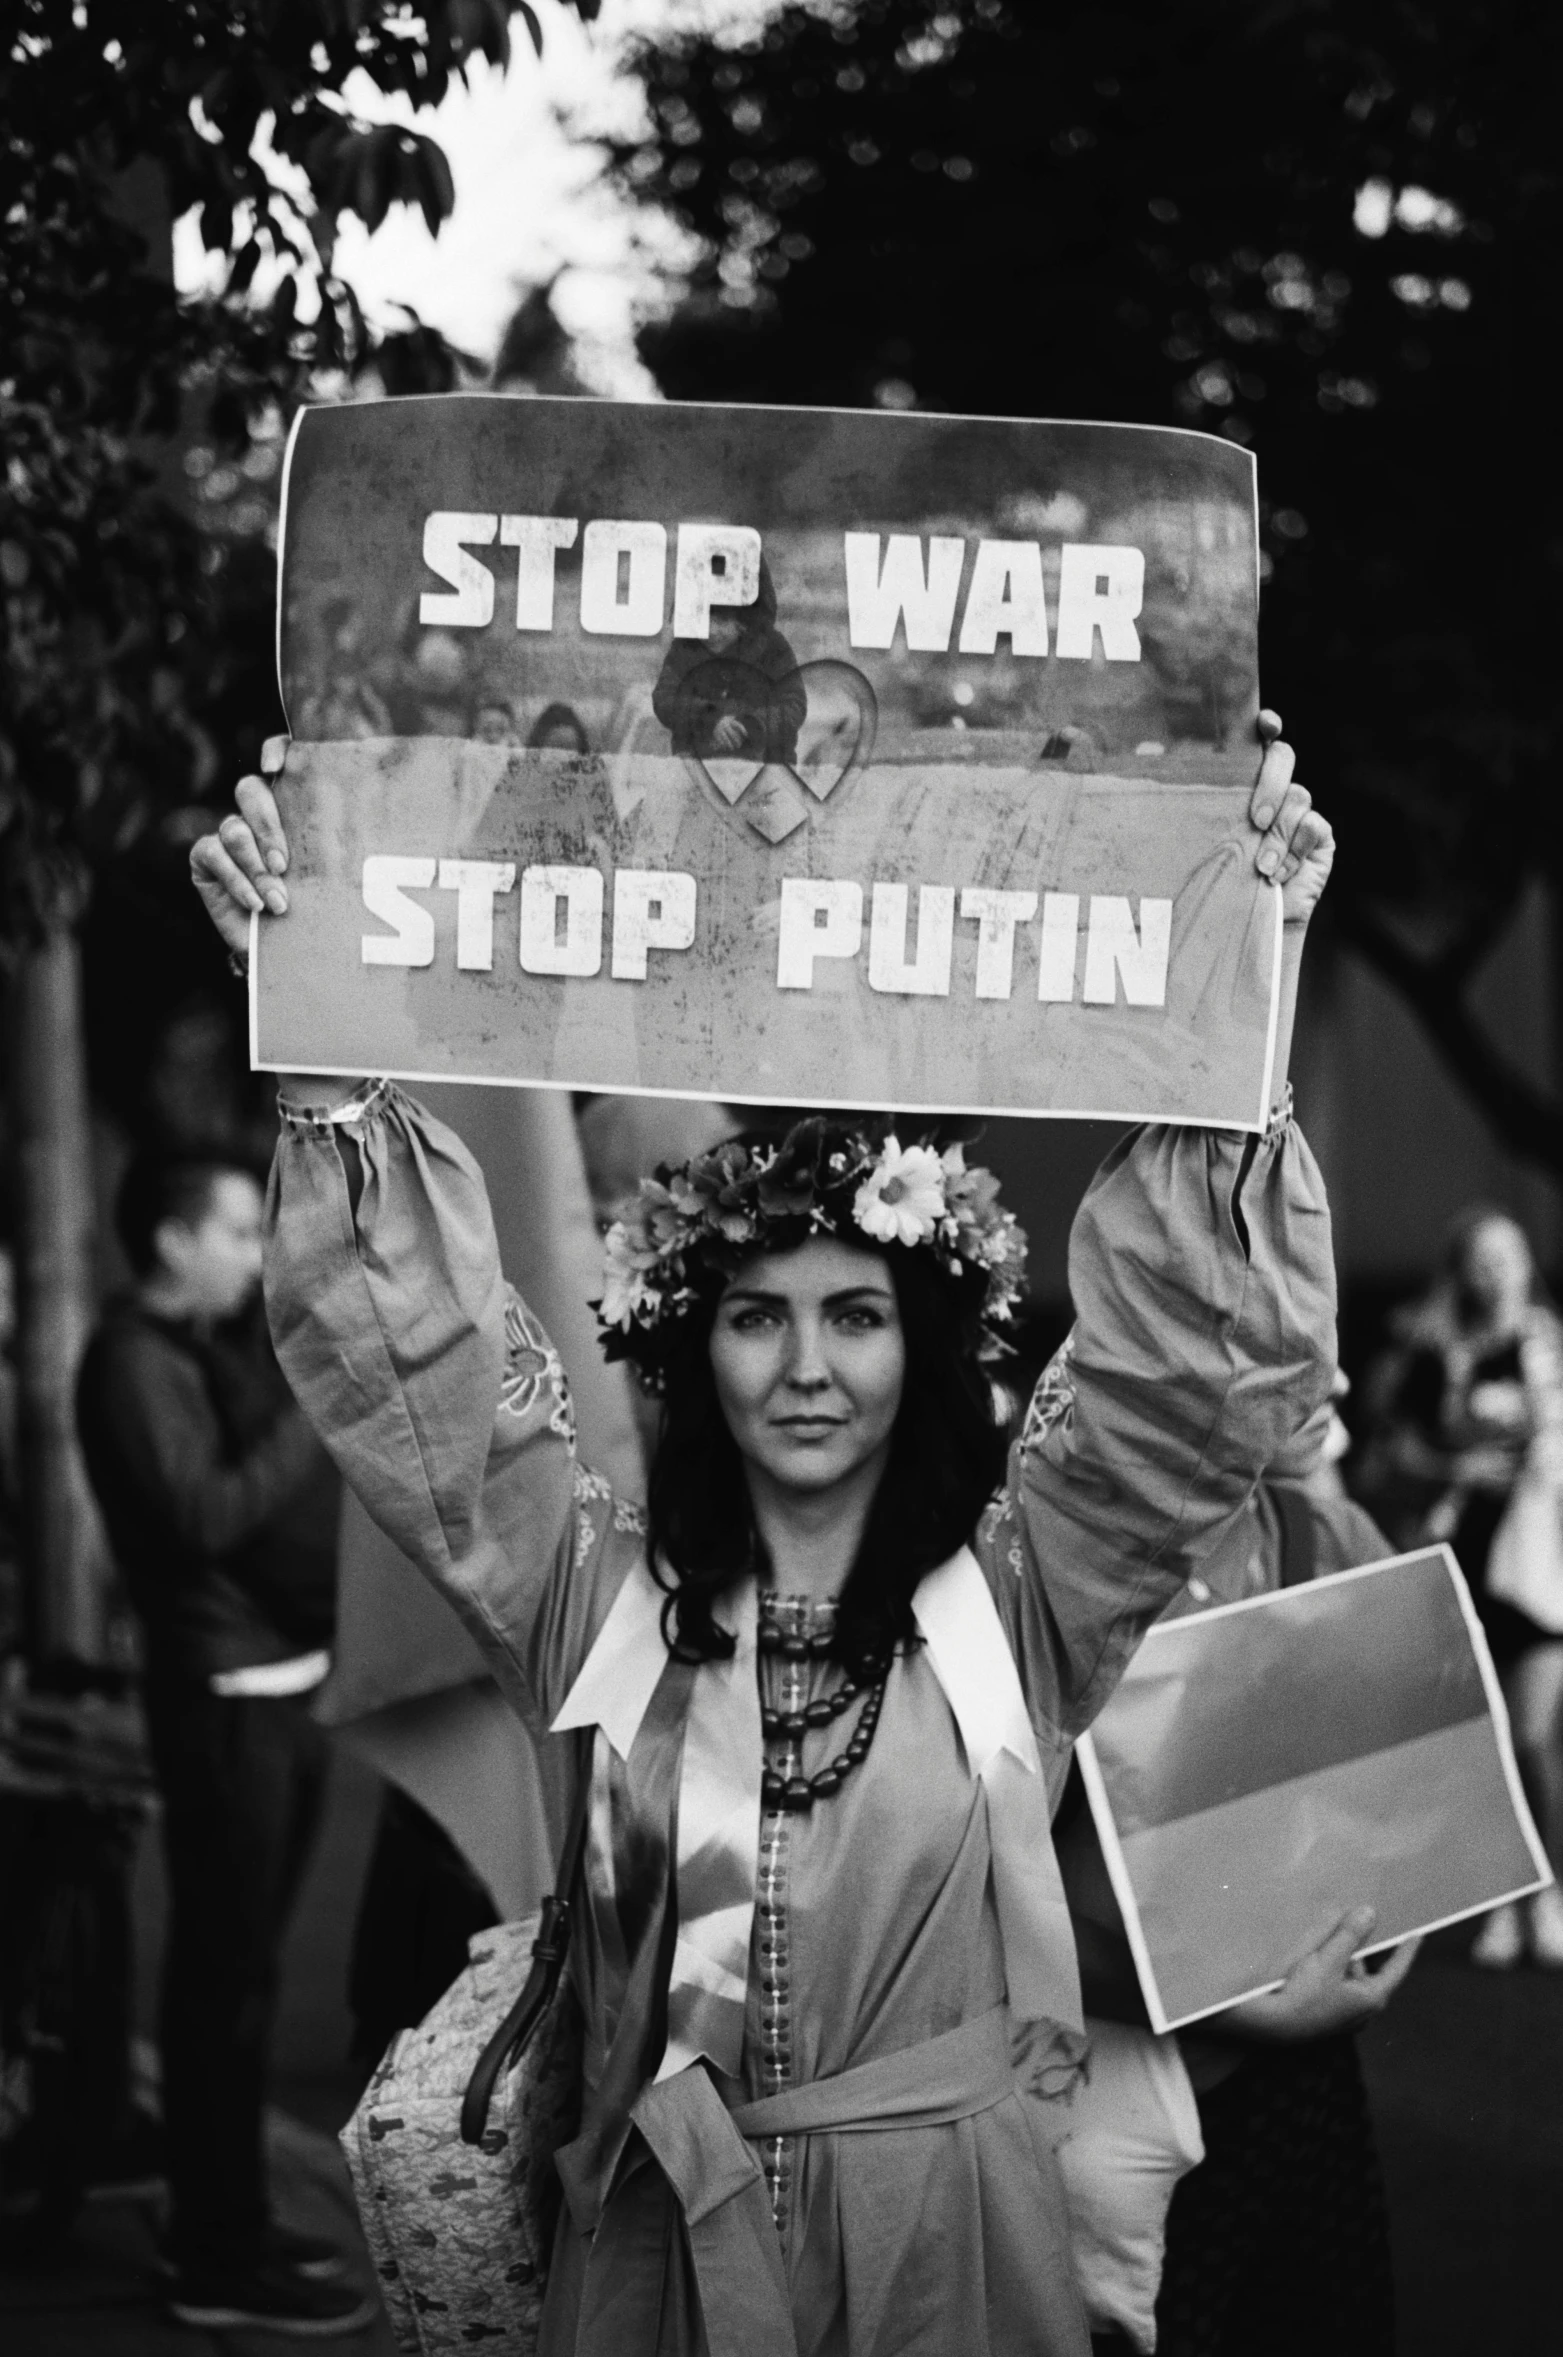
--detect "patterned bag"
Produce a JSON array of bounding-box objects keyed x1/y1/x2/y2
[{"x1": 342, "y1": 1761, "x2": 589, "y2": 2354}]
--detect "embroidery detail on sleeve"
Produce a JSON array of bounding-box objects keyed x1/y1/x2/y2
[
  {"x1": 1020, "y1": 1330, "x2": 1077, "y2": 1456},
  {"x1": 978, "y1": 1495, "x2": 1028, "y2": 1582},
  {"x1": 500, "y1": 1290, "x2": 576, "y2": 1444},
  {"x1": 978, "y1": 1496, "x2": 1008, "y2": 1549},
  {"x1": 613, "y1": 1498, "x2": 648, "y2": 1536},
  {"x1": 570, "y1": 1468, "x2": 610, "y2": 1569}
]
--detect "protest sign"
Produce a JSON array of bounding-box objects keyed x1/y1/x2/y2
[
  {"x1": 253, "y1": 394, "x2": 1279, "y2": 1122},
  {"x1": 1077, "y1": 1546, "x2": 1551, "y2": 2033}
]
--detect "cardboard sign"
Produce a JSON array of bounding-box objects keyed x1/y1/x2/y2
[
  {"x1": 1077, "y1": 1547, "x2": 1551, "y2": 2032},
  {"x1": 253, "y1": 395, "x2": 1280, "y2": 1121}
]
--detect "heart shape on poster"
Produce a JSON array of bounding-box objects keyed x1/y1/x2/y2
[{"x1": 683, "y1": 660, "x2": 878, "y2": 846}]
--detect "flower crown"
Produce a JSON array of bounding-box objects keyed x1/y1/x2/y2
[{"x1": 594, "y1": 1114, "x2": 1028, "y2": 1389}]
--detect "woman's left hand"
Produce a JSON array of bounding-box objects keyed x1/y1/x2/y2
[
  {"x1": 1219, "y1": 1906, "x2": 1421, "y2": 2042},
  {"x1": 1251, "y1": 710, "x2": 1336, "y2": 926}
]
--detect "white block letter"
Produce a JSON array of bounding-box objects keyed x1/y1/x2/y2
[
  {"x1": 1054, "y1": 544, "x2": 1145, "y2": 661},
  {"x1": 1037, "y1": 893, "x2": 1080, "y2": 1002},
  {"x1": 1083, "y1": 896, "x2": 1172, "y2": 1006},
  {"x1": 611, "y1": 869, "x2": 698, "y2": 981},
  {"x1": 673, "y1": 524, "x2": 762, "y2": 639},
  {"x1": 843, "y1": 532, "x2": 965, "y2": 652},
  {"x1": 957, "y1": 541, "x2": 1049, "y2": 657},
  {"x1": 519, "y1": 865, "x2": 604, "y2": 977},
  {"x1": 776, "y1": 878, "x2": 864, "y2": 990},
  {"x1": 419, "y1": 512, "x2": 498, "y2": 628},
  {"x1": 438, "y1": 858, "x2": 515, "y2": 972},
  {"x1": 362, "y1": 856, "x2": 437, "y2": 967},
  {"x1": 868, "y1": 883, "x2": 956, "y2": 996},
  {"x1": 579, "y1": 520, "x2": 667, "y2": 637},
  {"x1": 500, "y1": 516, "x2": 578, "y2": 632},
  {"x1": 960, "y1": 887, "x2": 1038, "y2": 1000}
]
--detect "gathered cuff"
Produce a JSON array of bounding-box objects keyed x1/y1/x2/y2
[
  {"x1": 1263, "y1": 1081, "x2": 1296, "y2": 1146},
  {"x1": 276, "y1": 1074, "x2": 394, "y2": 1139}
]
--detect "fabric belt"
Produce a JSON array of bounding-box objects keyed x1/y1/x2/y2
[
  {"x1": 725, "y1": 2003, "x2": 1014, "y2": 2137},
  {"x1": 568, "y1": 2008, "x2": 1016, "y2": 2357}
]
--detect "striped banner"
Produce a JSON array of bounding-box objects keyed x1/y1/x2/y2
[{"x1": 1078, "y1": 1546, "x2": 1552, "y2": 2032}]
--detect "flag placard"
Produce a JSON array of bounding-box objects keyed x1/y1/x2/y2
[{"x1": 1078, "y1": 1546, "x2": 1552, "y2": 2033}]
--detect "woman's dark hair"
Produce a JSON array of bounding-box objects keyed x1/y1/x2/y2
[{"x1": 645, "y1": 1244, "x2": 1008, "y2": 1675}]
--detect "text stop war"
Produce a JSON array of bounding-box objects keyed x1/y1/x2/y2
[
  {"x1": 418, "y1": 516, "x2": 1147, "y2": 662},
  {"x1": 361, "y1": 857, "x2": 1174, "y2": 1008}
]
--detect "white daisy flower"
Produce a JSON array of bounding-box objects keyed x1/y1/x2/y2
[{"x1": 853, "y1": 1138, "x2": 948, "y2": 1246}]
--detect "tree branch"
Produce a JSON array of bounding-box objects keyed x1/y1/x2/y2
[{"x1": 1338, "y1": 904, "x2": 1563, "y2": 1174}]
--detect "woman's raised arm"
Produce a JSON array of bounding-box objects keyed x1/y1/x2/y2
[
  {"x1": 263, "y1": 1079, "x2": 639, "y2": 1739},
  {"x1": 192, "y1": 759, "x2": 637, "y2": 1736},
  {"x1": 978, "y1": 719, "x2": 1339, "y2": 1745},
  {"x1": 983, "y1": 1108, "x2": 1339, "y2": 1749}
]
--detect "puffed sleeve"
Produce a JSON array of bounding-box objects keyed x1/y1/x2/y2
[
  {"x1": 262, "y1": 1079, "x2": 640, "y2": 1738},
  {"x1": 977, "y1": 1104, "x2": 1337, "y2": 1746}
]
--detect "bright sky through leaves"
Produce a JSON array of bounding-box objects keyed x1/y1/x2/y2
[{"x1": 170, "y1": 0, "x2": 771, "y2": 392}]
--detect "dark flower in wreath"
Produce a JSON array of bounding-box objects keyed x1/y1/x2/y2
[{"x1": 755, "y1": 1116, "x2": 829, "y2": 1219}]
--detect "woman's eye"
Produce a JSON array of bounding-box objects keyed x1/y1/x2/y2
[
  {"x1": 835, "y1": 1308, "x2": 886, "y2": 1333},
  {"x1": 729, "y1": 1307, "x2": 779, "y2": 1332}
]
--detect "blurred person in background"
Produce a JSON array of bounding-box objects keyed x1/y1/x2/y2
[
  {"x1": 294, "y1": 594, "x2": 392, "y2": 742},
  {"x1": 1358, "y1": 1208, "x2": 1563, "y2": 1968},
  {"x1": 473, "y1": 694, "x2": 522, "y2": 745},
  {"x1": 76, "y1": 1151, "x2": 368, "y2": 2336},
  {"x1": 527, "y1": 699, "x2": 591, "y2": 752},
  {"x1": 400, "y1": 629, "x2": 470, "y2": 736}
]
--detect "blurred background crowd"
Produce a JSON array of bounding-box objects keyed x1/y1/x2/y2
[{"x1": 3, "y1": 2, "x2": 1561, "y2": 2351}]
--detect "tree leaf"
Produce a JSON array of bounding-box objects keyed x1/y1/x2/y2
[{"x1": 412, "y1": 136, "x2": 457, "y2": 237}]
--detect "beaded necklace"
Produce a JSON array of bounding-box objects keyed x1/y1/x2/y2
[{"x1": 757, "y1": 1608, "x2": 891, "y2": 1814}]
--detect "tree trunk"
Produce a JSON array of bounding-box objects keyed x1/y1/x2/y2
[{"x1": 9, "y1": 923, "x2": 106, "y2": 1666}]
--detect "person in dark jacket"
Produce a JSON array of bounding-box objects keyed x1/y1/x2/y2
[
  {"x1": 1059, "y1": 1409, "x2": 1415, "y2": 2357},
  {"x1": 651, "y1": 554, "x2": 807, "y2": 763},
  {"x1": 77, "y1": 1150, "x2": 369, "y2": 2337}
]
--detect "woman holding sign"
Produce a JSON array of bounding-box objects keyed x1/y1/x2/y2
[{"x1": 192, "y1": 722, "x2": 1335, "y2": 2357}]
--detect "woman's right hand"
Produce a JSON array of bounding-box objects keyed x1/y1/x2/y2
[
  {"x1": 189, "y1": 768, "x2": 292, "y2": 960},
  {"x1": 1219, "y1": 1907, "x2": 1420, "y2": 2041}
]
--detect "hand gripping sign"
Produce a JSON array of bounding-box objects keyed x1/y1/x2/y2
[{"x1": 254, "y1": 396, "x2": 1281, "y2": 1123}]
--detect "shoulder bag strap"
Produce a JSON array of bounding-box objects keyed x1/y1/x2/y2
[{"x1": 460, "y1": 1731, "x2": 593, "y2": 2146}]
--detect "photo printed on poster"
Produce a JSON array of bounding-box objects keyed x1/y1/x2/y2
[{"x1": 253, "y1": 395, "x2": 1281, "y2": 1122}]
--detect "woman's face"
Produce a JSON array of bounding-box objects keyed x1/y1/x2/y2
[
  {"x1": 708, "y1": 1235, "x2": 905, "y2": 1497},
  {"x1": 1461, "y1": 1216, "x2": 1533, "y2": 1323}
]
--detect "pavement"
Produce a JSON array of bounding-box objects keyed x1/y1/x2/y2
[
  {"x1": 2, "y1": 1736, "x2": 1560, "y2": 2355},
  {"x1": 1360, "y1": 1926, "x2": 1563, "y2": 2353},
  {"x1": 0, "y1": 2112, "x2": 396, "y2": 2357}
]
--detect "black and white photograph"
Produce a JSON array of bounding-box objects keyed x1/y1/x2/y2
[{"x1": 3, "y1": 6, "x2": 1560, "y2": 2355}]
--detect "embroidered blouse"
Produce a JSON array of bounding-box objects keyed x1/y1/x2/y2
[{"x1": 264, "y1": 1083, "x2": 1336, "y2": 2357}]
